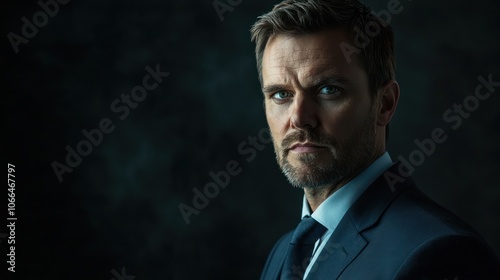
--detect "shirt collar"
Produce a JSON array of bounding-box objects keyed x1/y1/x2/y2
[{"x1": 301, "y1": 152, "x2": 393, "y2": 231}]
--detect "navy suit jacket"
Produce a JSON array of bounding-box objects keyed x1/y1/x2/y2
[{"x1": 261, "y1": 163, "x2": 500, "y2": 279}]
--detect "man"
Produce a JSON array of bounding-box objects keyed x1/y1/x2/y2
[{"x1": 250, "y1": 0, "x2": 500, "y2": 279}]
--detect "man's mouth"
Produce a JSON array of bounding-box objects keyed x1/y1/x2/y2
[{"x1": 288, "y1": 142, "x2": 327, "y2": 153}]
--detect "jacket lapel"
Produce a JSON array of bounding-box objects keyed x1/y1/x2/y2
[
  {"x1": 305, "y1": 163, "x2": 415, "y2": 279},
  {"x1": 305, "y1": 217, "x2": 367, "y2": 279}
]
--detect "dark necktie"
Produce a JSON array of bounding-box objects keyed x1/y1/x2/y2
[{"x1": 281, "y1": 216, "x2": 327, "y2": 280}]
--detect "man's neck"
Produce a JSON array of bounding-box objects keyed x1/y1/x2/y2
[{"x1": 304, "y1": 176, "x2": 352, "y2": 212}]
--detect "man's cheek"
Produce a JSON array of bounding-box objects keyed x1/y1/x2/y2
[
  {"x1": 267, "y1": 114, "x2": 288, "y2": 140},
  {"x1": 323, "y1": 113, "x2": 356, "y2": 142}
]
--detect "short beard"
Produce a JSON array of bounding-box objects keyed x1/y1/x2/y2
[{"x1": 273, "y1": 109, "x2": 377, "y2": 190}]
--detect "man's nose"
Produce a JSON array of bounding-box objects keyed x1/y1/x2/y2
[{"x1": 290, "y1": 94, "x2": 318, "y2": 129}]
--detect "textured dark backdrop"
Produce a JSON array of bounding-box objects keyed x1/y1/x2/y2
[{"x1": 3, "y1": 0, "x2": 500, "y2": 279}]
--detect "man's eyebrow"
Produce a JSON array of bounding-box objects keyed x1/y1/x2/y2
[
  {"x1": 262, "y1": 76, "x2": 349, "y2": 94},
  {"x1": 262, "y1": 84, "x2": 287, "y2": 94},
  {"x1": 309, "y1": 76, "x2": 349, "y2": 89}
]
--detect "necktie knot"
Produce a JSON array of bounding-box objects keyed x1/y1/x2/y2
[{"x1": 291, "y1": 216, "x2": 327, "y2": 245}]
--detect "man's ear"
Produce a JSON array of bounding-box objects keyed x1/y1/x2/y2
[{"x1": 376, "y1": 80, "x2": 400, "y2": 126}]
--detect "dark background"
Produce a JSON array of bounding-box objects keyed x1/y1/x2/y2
[{"x1": 3, "y1": 0, "x2": 500, "y2": 279}]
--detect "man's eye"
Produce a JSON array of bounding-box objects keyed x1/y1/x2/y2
[
  {"x1": 319, "y1": 85, "x2": 341, "y2": 97},
  {"x1": 272, "y1": 91, "x2": 292, "y2": 100}
]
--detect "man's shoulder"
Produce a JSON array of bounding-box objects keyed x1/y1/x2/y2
[
  {"x1": 361, "y1": 179, "x2": 487, "y2": 248},
  {"x1": 356, "y1": 163, "x2": 482, "y2": 239},
  {"x1": 386, "y1": 185, "x2": 478, "y2": 235},
  {"x1": 345, "y1": 181, "x2": 500, "y2": 278},
  {"x1": 396, "y1": 185, "x2": 494, "y2": 239}
]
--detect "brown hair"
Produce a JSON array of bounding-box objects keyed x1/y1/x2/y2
[{"x1": 250, "y1": 0, "x2": 396, "y2": 95}]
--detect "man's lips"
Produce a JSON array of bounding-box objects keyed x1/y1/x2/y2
[{"x1": 288, "y1": 142, "x2": 327, "y2": 153}]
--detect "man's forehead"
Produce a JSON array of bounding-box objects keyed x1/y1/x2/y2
[
  {"x1": 263, "y1": 58, "x2": 342, "y2": 85},
  {"x1": 267, "y1": 48, "x2": 342, "y2": 67},
  {"x1": 264, "y1": 33, "x2": 346, "y2": 60},
  {"x1": 262, "y1": 31, "x2": 358, "y2": 85}
]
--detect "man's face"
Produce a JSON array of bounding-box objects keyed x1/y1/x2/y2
[{"x1": 261, "y1": 28, "x2": 379, "y2": 189}]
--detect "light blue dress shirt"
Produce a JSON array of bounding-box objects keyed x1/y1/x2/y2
[{"x1": 301, "y1": 152, "x2": 393, "y2": 278}]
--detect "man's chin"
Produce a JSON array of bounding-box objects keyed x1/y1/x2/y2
[
  {"x1": 287, "y1": 153, "x2": 331, "y2": 166},
  {"x1": 281, "y1": 156, "x2": 351, "y2": 187},
  {"x1": 285, "y1": 175, "x2": 338, "y2": 190},
  {"x1": 282, "y1": 166, "x2": 336, "y2": 188}
]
